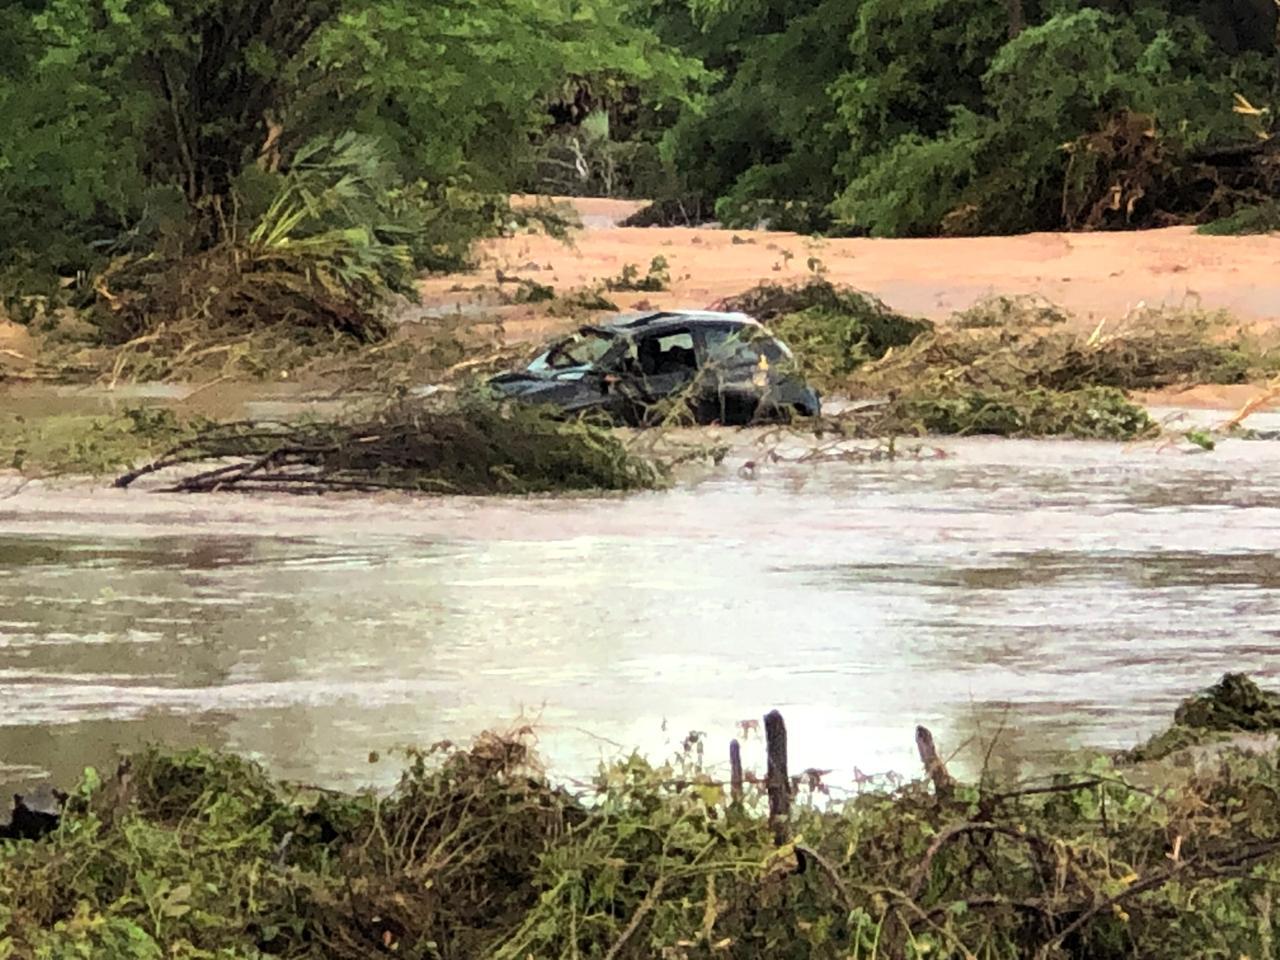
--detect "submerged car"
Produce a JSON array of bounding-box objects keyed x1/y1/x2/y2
[{"x1": 488, "y1": 310, "x2": 821, "y2": 426}]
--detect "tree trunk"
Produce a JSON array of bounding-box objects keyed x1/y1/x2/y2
[{"x1": 1006, "y1": 0, "x2": 1026, "y2": 38}]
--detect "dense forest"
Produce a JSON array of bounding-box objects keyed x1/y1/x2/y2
[{"x1": 2, "y1": 0, "x2": 1279, "y2": 314}]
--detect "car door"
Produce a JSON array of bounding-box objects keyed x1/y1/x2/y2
[
  {"x1": 632, "y1": 328, "x2": 701, "y2": 410},
  {"x1": 695, "y1": 324, "x2": 790, "y2": 422}
]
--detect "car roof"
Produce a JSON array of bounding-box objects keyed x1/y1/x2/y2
[{"x1": 590, "y1": 309, "x2": 761, "y2": 337}]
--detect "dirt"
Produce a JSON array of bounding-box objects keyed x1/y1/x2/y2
[
  {"x1": 421, "y1": 197, "x2": 1280, "y2": 412},
  {"x1": 0, "y1": 319, "x2": 36, "y2": 372},
  {"x1": 7, "y1": 197, "x2": 1280, "y2": 413}
]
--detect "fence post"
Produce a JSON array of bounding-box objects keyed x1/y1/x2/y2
[
  {"x1": 729, "y1": 738, "x2": 743, "y2": 804},
  {"x1": 765, "y1": 710, "x2": 790, "y2": 844},
  {"x1": 915, "y1": 725, "x2": 955, "y2": 803}
]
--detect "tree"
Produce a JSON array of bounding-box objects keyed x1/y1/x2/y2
[{"x1": 0, "y1": 0, "x2": 698, "y2": 291}]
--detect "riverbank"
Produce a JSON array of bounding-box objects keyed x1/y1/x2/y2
[
  {"x1": 5, "y1": 675, "x2": 1280, "y2": 960},
  {"x1": 5, "y1": 197, "x2": 1280, "y2": 416}
]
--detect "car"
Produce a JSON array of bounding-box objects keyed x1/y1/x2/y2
[{"x1": 487, "y1": 309, "x2": 821, "y2": 426}]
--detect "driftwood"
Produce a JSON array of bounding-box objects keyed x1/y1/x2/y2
[
  {"x1": 916, "y1": 725, "x2": 956, "y2": 802},
  {"x1": 764, "y1": 710, "x2": 790, "y2": 844}
]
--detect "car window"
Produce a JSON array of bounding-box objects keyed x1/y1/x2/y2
[
  {"x1": 636, "y1": 330, "x2": 698, "y2": 376},
  {"x1": 700, "y1": 325, "x2": 789, "y2": 368},
  {"x1": 540, "y1": 330, "x2": 615, "y2": 370}
]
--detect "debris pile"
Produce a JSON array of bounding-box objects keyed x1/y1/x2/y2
[
  {"x1": 113, "y1": 395, "x2": 664, "y2": 495},
  {"x1": 6, "y1": 677, "x2": 1280, "y2": 958}
]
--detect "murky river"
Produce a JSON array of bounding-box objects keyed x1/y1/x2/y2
[{"x1": 3, "y1": 403, "x2": 1280, "y2": 797}]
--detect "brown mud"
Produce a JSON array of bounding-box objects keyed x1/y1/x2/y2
[{"x1": 423, "y1": 197, "x2": 1280, "y2": 412}]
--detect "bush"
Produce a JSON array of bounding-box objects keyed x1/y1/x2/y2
[
  {"x1": 11, "y1": 676, "x2": 1280, "y2": 959},
  {"x1": 1197, "y1": 200, "x2": 1280, "y2": 235}
]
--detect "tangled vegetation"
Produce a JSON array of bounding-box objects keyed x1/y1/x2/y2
[
  {"x1": 859, "y1": 301, "x2": 1266, "y2": 395},
  {"x1": 701, "y1": 283, "x2": 1273, "y2": 440},
  {"x1": 1123, "y1": 673, "x2": 1280, "y2": 762},
  {"x1": 8, "y1": 675, "x2": 1280, "y2": 958},
  {"x1": 887, "y1": 386, "x2": 1157, "y2": 440},
  {"x1": 111, "y1": 395, "x2": 664, "y2": 495},
  {"x1": 711, "y1": 281, "x2": 933, "y2": 388}
]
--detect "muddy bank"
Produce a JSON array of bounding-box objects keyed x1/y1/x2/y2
[{"x1": 429, "y1": 199, "x2": 1280, "y2": 339}]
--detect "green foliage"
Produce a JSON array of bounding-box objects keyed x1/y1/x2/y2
[
  {"x1": 892, "y1": 385, "x2": 1157, "y2": 439},
  {"x1": 836, "y1": 7, "x2": 1280, "y2": 235},
  {"x1": 641, "y1": 0, "x2": 1280, "y2": 237},
  {"x1": 0, "y1": 0, "x2": 698, "y2": 306},
  {"x1": 11, "y1": 695, "x2": 1280, "y2": 958},
  {"x1": 1197, "y1": 199, "x2": 1280, "y2": 234},
  {"x1": 0, "y1": 407, "x2": 200, "y2": 477},
  {"x1": 653, "y1": 0, "x2": 860, "y2": 221},
  {"x1": 711, "y1": 280, "x2": 931, "y2": 387},
  {"x1": 606, "y1": 255, "x2": 671, "y2": 292}
]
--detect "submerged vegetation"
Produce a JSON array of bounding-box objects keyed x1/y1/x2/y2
[
  {"x1": 0, "y1": 407, "x2": 200, "y2": 478},
  {"x1": 7, "y1": 675, "x2": 1280, "y2": 958}
]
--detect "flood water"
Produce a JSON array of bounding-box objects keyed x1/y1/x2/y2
[{"x1": 3, "y1": 405, "x2": 1280, "y2": 796}]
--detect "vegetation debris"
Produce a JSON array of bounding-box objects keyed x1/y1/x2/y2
[
  {"x1": 951, "y1": 294, "x2": 1071, "y2": 330},
  {"x1": 606, "y1": 256, "x2": 671, "y2": 292},
  {"x1": 112, "y1": 395, "x2": 664, "y2": 495},
  {"x1": 1123, "y1": 673, "x2": 1280, "y2": 763},
  {"x1": 828, "y1": 299, "x2": 1272, "y2": 440},
  {"x1": 710, "y1": 280, "x2": 933, "y2": 387},
  {"x1": 889, "y1": 386, "x2": 1156, "y2": 440},
  {"x1": 9, "y1": 679, "x2": 1280, "y2": 958}
]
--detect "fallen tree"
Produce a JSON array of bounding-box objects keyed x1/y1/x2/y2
[{"x1": 113, "y1": 395, "x2": 665, "y2": 495}]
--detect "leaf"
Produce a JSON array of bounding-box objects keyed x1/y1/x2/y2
[{"x1": 161, "y1": 883, "x2": 192, "y2": 918}]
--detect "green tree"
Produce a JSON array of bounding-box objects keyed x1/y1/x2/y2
[{"x1": 0, "y1": 0, "x2": 698, "y2": 291}]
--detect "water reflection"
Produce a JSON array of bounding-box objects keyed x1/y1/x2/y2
[{"x1": 2, "y1": 431, "x2": 1280, "y2": 794}]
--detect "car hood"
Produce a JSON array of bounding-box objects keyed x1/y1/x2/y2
[{"x1": 488, "y1": 371, "x2": 601, "y2": 405}]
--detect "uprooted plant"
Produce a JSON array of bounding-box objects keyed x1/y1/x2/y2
[
  {"x1": 7, "y1": 673, "x2": 1280, "y2": 959},
  {"x1": 112, "y1": 393, "x2": 666, "y2": 495}
]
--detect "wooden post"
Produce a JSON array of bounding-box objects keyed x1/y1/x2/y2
[
  {"x1": 729, "y1": 738, "x2": 743, "y2": 804},
  {"x1": 765, "y1": 710, "x2": 790, "y2": 843},
  {"x1": 1005, "y1": 0, "x2": 1025, "y2": 38},
  {"x1": 916, "y1": 725, "x2": 955, "y2": 803}
]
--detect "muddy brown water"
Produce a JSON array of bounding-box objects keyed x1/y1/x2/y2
[{"x1": 3, "y1": 403, "x2": 1280, "y2": 797}]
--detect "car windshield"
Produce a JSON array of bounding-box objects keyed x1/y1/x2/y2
[{"x1": 539, "y1": 331, "x2": 615, "y2": 370}]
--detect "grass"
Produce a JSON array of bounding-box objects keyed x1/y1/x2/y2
[{"x1": 0, "y1": 407, "x2": 200, "y2": 477}]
